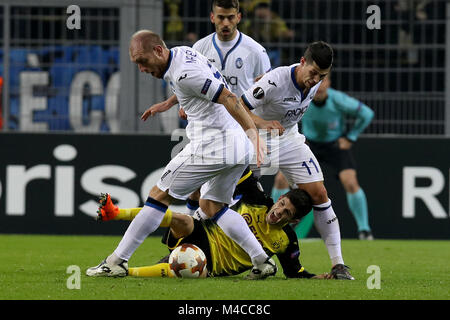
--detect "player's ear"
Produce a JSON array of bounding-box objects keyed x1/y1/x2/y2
[
  {"x1": 210, "y1": 11, "x2": 215, "y2": 24},
  {"x1": 237, "y1": 12, "x2": 242, "y2": 24},
  {"x1": 300, "y1": 57, "x2": 306, "y2": 66}
]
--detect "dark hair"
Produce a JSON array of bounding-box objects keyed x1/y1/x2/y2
[
  {"x1": 304, "y1": 41, "x2": 333, "y2": 70},
  {"x1": 212, "y1": 0, "x2": 240, "y2": 11},
  {"x1": 284, "y1": 189, "x2": 313, "y2": 220}
]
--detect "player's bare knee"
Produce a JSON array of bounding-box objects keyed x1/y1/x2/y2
[
  {"x1": 170, "y1": 214, "x2": 194, "y2": 238},
  {"x1": 199, "y1": 199, "x2": 223, "y2": 218},
  {"x1": 149, "y1": 186, "x2": 171, "y2": 204}
]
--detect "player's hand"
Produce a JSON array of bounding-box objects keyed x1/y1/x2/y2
[
  {"x1": 178, "y1": 107, "x2": 187, "y2": 120},
  {"x1": 338, "y1": 137, "x2": 353, "y2": 150},
  {"x1": 141, "y1": 101, "x2": 171, "y2": 121},
  {"x1": 247, "y1": 128, "x2": 267, "y2": 168},
  {"x1": 259, "y1": 119, "x2": 285, "y2": 136}
]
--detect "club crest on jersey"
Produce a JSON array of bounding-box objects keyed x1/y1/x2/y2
[
  {"x1": 235, "y1": 57, "x2": 243, "y2": 69},
  {"x1": 253, "y1": 87, "x2": 265, "y2": 99}
]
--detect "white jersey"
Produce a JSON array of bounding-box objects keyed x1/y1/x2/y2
[
  {"x1": 242, "y1": 64, "x2": 324, "y2": 184},
  {"x1": 193, "y1": 31, "x2": 271, "y2": 98},
  {"x1": 242, "y1": 64, "x2": 322, "y2": 140},
  {"x1": 164, "y1": 46, "x2": 251, "y2": 163}
]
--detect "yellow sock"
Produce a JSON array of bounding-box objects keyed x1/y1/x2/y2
[
  {"x1": 116, "y1": 208, "x2": 173, "y2": 228},
  {"x1": 128, "y1": 263, "x2": 174, "y2": 278},
  {"x1": 116, "y1": 208, "x2": 141, "y2": 220}
]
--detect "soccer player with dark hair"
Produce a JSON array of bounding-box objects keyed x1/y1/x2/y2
[
  {"x1": 301, "y1": 74, "x2": 375, "y2": 240},
  {"x1": 96, "y1": 170, "x2": 333, "y2": 279},
  {"x1": 240, "y1": 41, "x2": 355, "y2": 280}
]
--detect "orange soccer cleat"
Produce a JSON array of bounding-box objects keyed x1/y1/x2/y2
[{"x1": 97, "y1": 193, "x2": 120, "y2": 221}]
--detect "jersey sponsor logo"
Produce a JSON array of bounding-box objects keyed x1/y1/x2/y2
[
  {"x1": 224, "y1": 75, "x2": 238, "y2": 86},
  {"x1": 201, "y1": 79, "x2": 212, "y2": 94},
  {"x1": 284, "y1": 107, "x2": 306, "y2": 118},
  {"x1": 283, "y1": 97, "x2": 298, "y2": 102},
  {"x1": 235, "y1": 57, "x2": 243, "y2": 69},
  {"x1": 208, "y1": 58, "x2": 216, "y2": 63},
  {"x1": 268, "y1": 80, "x2": 277, "y2": 87},
  {"x1": 253, "y1": 87, "x2": 265, "y2": 99}
]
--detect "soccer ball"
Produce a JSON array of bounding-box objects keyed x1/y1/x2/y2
[{"x1": 168, "y1": 243, "x2": 208, "y2": 278}]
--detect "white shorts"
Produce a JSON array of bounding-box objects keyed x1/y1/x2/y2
[
  {"x1": 156, "y1": 143, "x2": 250, "y2": 204},
  {"x1": 252, "y1": 131, "x2": 324, "y2": 186}
]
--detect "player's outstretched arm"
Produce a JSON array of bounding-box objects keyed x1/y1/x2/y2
[
  {"x1": 216, "y1": 87, "x2": 266, "y2": 167},
  {"x1": 239, "y1": 97, "x2": 285, "y2": 136},
  {"x1": 141, "y1": 94, "x2": 179, "y2": 121}
]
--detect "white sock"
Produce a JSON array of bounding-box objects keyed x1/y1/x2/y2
[
  {"x1": 112, "y1": 199, "x2": 167, "y2": 262},
  {"x1": 313, "y1": 200, "x2": 344, "y2": 266},
  {"x1": 213, "y1": 207, "x2": 268, "y2": 266}
]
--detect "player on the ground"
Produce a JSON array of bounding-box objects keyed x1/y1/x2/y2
[
  {"x1": 240, "y1": 41, "x2": 355, "y2": 280},
  {"x1": 96, "y1": 170, "x2": 335, "y2": 279},
  {"x1": 86, "y1": 30, "x2": 276, "y2": 280},
  {"x1": 141, "y1": 0, "x2": 272, "y2": 216},
  {"x1": 301, "y1": 74, "x2": 375, "y2": 240}
]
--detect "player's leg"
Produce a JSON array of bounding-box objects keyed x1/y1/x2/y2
[
  {"x1": 86, "y1": 185, "x2": 174, "y2": 277},
  {"x1": 186, "y1": 189, "x2": 200, "y2": 216},
  {"x1": 199, "y1": 164, "x2": 277, "y2": 279},
  {"x1": 279, "y1": 142, "x2": 354, "y2": 280},
  {"x1": 339, "y1": 169, "x2": 372, "y2": 240},
  {"x1": 87, "y1": 149, "x2": 198, "y2": 277}
]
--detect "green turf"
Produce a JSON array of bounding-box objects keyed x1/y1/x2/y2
[{"x1": 0, "y1": 234, "x2": 449, "y2": 300}]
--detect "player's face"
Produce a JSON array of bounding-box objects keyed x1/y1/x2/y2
[
  {"x1": 313, "y1": 76, "x2": 330, "y2": 102},
  {"x1": 129, "y1": 45, "x2": 166, "y2": 79},
  {"x1": 210, "y1": 6, "x2": 241, "y2": 41},
  {"x1": 298, "y1": 57, "x2": 330, "y2": 89},
  {"x1": 266, "y1": 196, "x2": 296, "y2": 225}
]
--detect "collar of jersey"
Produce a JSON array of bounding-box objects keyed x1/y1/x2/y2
[
  {"x1": 212, "y1": 31, "x2": 243, "y2": 70},
  {"x1": 163, "y1": 49, "x2": 173, "y2": 78},
  {"x1": 291, "y1": 65, "x2": 305, "y2": 101}
]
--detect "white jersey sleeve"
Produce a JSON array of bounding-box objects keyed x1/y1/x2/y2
[
  {"x1": 240, "y1": 70, "x2": 278, "y2": 110},
  {"x1": 175, "y1": 63, "x2": 225, "y2": 104}
]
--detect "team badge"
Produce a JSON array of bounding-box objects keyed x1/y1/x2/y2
[
  {"x1": 253, "y1": 87, "x2": 265, "y2": 99},
  {"x1": 235, "y1": 57, "x2": 243, "y2": 69}
]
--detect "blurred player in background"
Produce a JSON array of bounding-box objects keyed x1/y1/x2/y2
[
  {"x1": 87, "y1": 30, "x2": 277, "y2": 280},
  {"x1": 142, "y1": 0, "x2": 272, "y2": 216},
  {"x1": 96, "y1": 170, "x2": 335, "y2": 280},
  {"x1": 240, "y1": 41, "x2": 355, "y2": 280},
  {"x1": 300, "y1": 74, "x2": 375, "y2": 240}
]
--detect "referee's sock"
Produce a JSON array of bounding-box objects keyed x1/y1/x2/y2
[{"x1": 346, "y1": 188, "x2": 371, "y2": 232}]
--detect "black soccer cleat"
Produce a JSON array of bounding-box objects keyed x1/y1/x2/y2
[{"x1": 330, "y1": 264, "x2": 355, "y2": 280}]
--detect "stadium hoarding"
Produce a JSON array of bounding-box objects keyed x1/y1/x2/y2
[{"x1": 0, "y1": 133, "x2": 449, "y2": 239}]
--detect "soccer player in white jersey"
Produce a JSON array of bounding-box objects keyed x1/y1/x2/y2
[
  {"x1": 141, "y1": 0, "x2": 272, "y2": 215},
  {"x1": 240, "y1": 41, "x2": 355, "y2": 280},
  {"x1": 86, "y1": 30, "x2": 277, "y2": 280}
]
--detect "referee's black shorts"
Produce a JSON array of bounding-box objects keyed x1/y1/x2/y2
[{"x1": 307, "y1": 139, "x2": 357, "y2": 176}]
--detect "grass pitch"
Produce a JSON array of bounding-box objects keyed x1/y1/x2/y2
[{"x1": 0, "y1": 234, "x2": 449, "y2": 300}]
